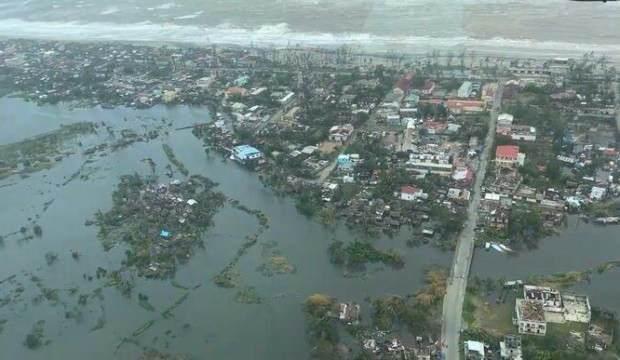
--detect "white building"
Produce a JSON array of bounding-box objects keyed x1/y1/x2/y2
[
  {"x1": 400, "y1": 186, "x2": 426, "y2": 201},
  {"x1": 464, "y1": 340, "x2": 485, "y2": 359}
]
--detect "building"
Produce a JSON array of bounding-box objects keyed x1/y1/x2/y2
[
  {"x1": 464, "y1": 340, "x2": 485, "y2": 359},
  {"x1": 421, "y1": 79, "x2": 436, "y2": 96},
  {"x1": 329, "y1": 124, "x2": 354, "y2": 143},
  {"x1": 511, "y1": 125, "x2": 537, "y2": 142},
  {"x1": 500, "y1": 335, "x2": 523, "y2": 360},
  {"x1": 458, "y1": 81, "x2": 473, "y2": 98},
  {"x1": 400, "y1": 186, "x2": 425, "y2": 201},
  {"x1": 407, "y1": 153, "x2": 454, "y2": 176},
  {"x1": 337, "y1": 154, "x2": 354, "y2": 171},
  {"x1": 279, "y1": 91, "x2": 296, "y2": 112},
  {"x1": 496, "y1": 113, "x2": 514, "y2": 135},
  {"x1": 524, "y1": 285, "x2": 564, "y2": 323},
  {"x1": 590, "y1": 186, "x2": 607, "y2": 201},
  {"x1": 496, "y1": 145, "x2": 525, "y2": 167},
  {"x1": 225, "y1": 86, "x2": 248, "y2": 98},
  {"x1": 232, "y1": 145, "x2": 263, "y2": 164},
  {"x1": 446, "y1": 99, "x2": 485, "y2": 114},
  {"x1": 515, "y1": 299, "x2": 547, "y2": 336},
  {"x1": 563, "y1": 294, "x2": 592, "y2": 323}
]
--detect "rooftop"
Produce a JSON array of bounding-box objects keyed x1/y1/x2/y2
[
  {"x1": 496, "y1": 145, "x2": 520, "y2": 159},
  {"x1": 516, "y1": 298, "x2": 545, "y2": 322}
]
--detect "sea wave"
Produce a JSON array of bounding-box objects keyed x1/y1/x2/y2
[
  {"x1": 100, "y1": 6, "x2": 120, "y2": 16},
  {"x1": 0, "y1": 18, "x2": 618, "y2": 58}
]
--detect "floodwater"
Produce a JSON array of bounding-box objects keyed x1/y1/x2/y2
[
  {"x1": 1, "y1": 98, "x2": 619, "y2": 359},
  {"x1": 0, "y1": 97, "x2": 451, "y2": 359}
]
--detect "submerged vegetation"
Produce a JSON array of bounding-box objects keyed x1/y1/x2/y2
[
  {"x1": 328, "y1": 240, "x2": 404, "y2": 269},
  {"x1": 94, "y1": 173, "x2": 226, "y2": 279},
  {"x1": 162, "y1": 144, "x2": 189, "y2": 176},
  {"x1": 0, "y1": 122, "x2": 95, "y2": 180},
  {"x1": 23, "y1": 320, "x2": 48, "y2": 350}
]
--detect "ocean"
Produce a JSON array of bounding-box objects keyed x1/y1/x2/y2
[{"x1": 0, "y1": 0, "x2": 619, "y2": 59}]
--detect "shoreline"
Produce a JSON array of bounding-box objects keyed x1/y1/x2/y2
[
  {"x1": 1, "y1": 18, "x2": 620, "y2": 65},
  {"x1": 3, "y1": 35, "x2": 620, "y2": 68}
]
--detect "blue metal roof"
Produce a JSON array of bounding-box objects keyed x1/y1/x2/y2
[{"x1": 234, "y1": 145, "x2": 261, "y2": 159}]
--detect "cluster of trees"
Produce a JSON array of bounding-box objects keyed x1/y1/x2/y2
[
  {"x1": 508, "y1": 205, "x2": 546, "y2": 249},
  {"x1": 328, "y1": 240, "x2": 404, "y2": 269}
]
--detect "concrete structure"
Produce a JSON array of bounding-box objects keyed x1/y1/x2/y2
[
  {"x1": 500, "y1": 335, "x2": 523, "y2": 360},
  {"x1": 329, "y1": 124, "x2": 354, "y2": 142},
  {"x1": 511, "y1": 125, "x2": 537, "y2": 142},
  {"x1": 407, "y1": 159, "x2": 453, "y2": 176},
  {"x1": 515, "y1": 299, "x2": 547, "y2": 336},
  {"x1": 563, "y1": 294, "x2": 592, "y2": 323},
  {"x1": 464, "y1": 340, "x2": 485, "y2": 359},
  {"x1": 524, "y1": 285, "x2": 564, "y2": 323}
]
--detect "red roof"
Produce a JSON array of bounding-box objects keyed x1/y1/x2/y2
[
  {"x1": 496, "y1": 145, "x2": 520, "y2": 160},
  {"x1": 401, "y1": 185, "x2": 419, "y2": 194}
]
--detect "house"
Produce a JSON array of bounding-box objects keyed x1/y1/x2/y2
[
  {"x1": 279, "y1": 91, "x2": 296, "y2": 111},
  {"x1": 337, "y1": 154, "x2": 353, "y2": 171},
  {"x1": 403, "y1": 93, "x2": 420, "y2": 107},
  {"x1": 232, "y1": 145, "x2": 263, "y2": 164},
  {"x1": 447, "y1": 188, "x2": 471, "y2": 202},
  {"x1": 387, "y1": 114, "x2": 402, "y2": 126},
  {"x1": 496, "y1": 145, "x2": 525, "y2": 167},
  {"x1": 496, "y1": 113, "x2": 514, "y2": 135},
  {"x1": 446, "y1": 99, "x2": 485, "y2": 114},
  {"x1": 458, "y1": 81, "x2": 473, "y2": 98},
  {"x1": 511, "y1": 125, "x2": 537, "y2": 142},
  {"x1": 515, "y1": 299, "x2": 547, "y2": 336},
  {"x1": 421, "y1": 80, "x2": 436, "y2": 96},
  {"x1": 400, "y1": 186, "x2": 425, "y2": 201},
  {"x1": 590, "y1": 186, "x2": 606, "y2": 201},
  {"x1": 482, "y1": 83, "x2": 498, "y2": 103},
  {"x1": 162, "y1": 90, "x2": 177, "y2": 103},
  {"x1": 464, "y1": 340, "x2": 485, "y2": 359},
  {"x1": 500, "y1": 335, "x2": 523, "y2": 360},
  {"x1": 329, "y1": 124, "x2": 354, "y2": 142},
  {"x1": 225, "y1": 86, "x2": 248, "y2": 98},
  {"x1": 452, "y1": 166, "x2": 475, "y2": 187}
]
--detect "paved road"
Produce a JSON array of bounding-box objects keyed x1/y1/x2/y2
[
  {"x1": 440, "y1": 81, "x2": 503, "y2": 360},
  {"x1": 615, "y1": 78, "x2": 620, "y2": 133}
]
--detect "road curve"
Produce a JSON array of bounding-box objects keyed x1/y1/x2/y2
[{"x1": 440, "y1": 82, "x2": 503, "y2": 360}]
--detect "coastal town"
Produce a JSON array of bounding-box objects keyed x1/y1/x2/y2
[{"x1": 1, "y1": 38, "x2": 620, "y2": 359}]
